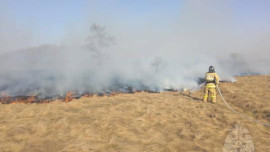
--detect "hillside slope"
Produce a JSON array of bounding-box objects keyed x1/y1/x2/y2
[{"x1": 0, "y1": 76, "x2": 269, "y2": 152}]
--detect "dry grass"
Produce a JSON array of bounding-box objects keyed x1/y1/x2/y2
[{"x1": 0, "y1": 76, "x2": 269, "y2": 152}]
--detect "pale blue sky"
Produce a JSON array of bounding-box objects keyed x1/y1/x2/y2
[{"x1": 1, "y1": 0, "x2": 270, "y2": 49}]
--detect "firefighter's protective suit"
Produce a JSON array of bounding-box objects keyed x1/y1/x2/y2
[{"x1": 203, "y1": 72, "x2": 219, "y2": 103}]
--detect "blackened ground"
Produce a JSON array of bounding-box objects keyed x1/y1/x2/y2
[{"x1": 0, "y1": 76, "x2": 269, "y2": 152}]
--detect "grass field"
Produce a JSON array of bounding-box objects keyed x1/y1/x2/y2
[{"x1": 0, "y1": 76, "x2": 269, "y2": 152}]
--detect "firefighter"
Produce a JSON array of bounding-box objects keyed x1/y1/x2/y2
[{"x1": 203, "y1": 66, "x2": 220, "y2": 103}]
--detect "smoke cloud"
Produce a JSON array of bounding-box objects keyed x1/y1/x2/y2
[{"x1": 0, "y1": 0, "x2": 270, "y2": 97}]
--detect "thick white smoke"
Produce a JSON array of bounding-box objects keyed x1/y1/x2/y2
[{"x1": 0, "y1": 0, "x2": 270, "y2": 97}]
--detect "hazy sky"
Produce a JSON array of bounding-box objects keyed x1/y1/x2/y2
[
  {"x1": 1, "y1": 0, "x2": 270, "y2": 96},
  {"x1": 1, "y1": 0, "x2": 270, "y2": 50}
]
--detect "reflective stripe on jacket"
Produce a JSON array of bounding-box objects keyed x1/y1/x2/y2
[{"x1": 205, "y1": 72, "x2": 220, "y2": 88}]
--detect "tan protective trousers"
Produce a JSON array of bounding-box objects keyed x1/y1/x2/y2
[{"x1": 203, "y1": 85, "x2": 217, "y2": 103}]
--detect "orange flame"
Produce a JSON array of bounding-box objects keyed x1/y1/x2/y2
[
  {"x1": 0, "y1": 92, "x2": 10, "y2": 103},
  {"x1": 109, "y1": 91, "x2": 116, "y2": 97},
  {"x1": 10, "y1": 96, "x2": 36, "y2": 104},
  {"x1": 65, "y1": 91, "x2": 73, "y2": 102},
  {"x1": 27, "y1": 96, "x2": 36, "y2": 103}
]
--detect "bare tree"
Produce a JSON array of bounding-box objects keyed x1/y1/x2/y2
[
  {"x1": 86, "y1": 24, "x2": 115, "y2": 65},
  {"x1": 230, "y1": 53, "x2": 248, "y2": 75},
  {"x1": 151, "y1": 57, "x2": 167, "y2": 73}
]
